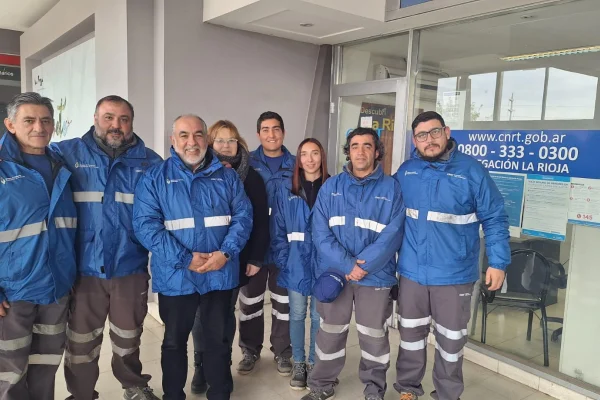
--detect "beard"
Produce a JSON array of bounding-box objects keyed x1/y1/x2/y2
[
  {"x1": 95, "y1": 127, "x2": 134, "y2": 149},
  {"x1": 179, "y1": 146, "x2": 207, "y2": 169},
  {"x1": 417, "y1": 142, "x2": 448, "y2": 162}
]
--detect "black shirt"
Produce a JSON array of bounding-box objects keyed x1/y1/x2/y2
[{"x1": 300, "y1": 174, "x2": 324, "y2": 209}]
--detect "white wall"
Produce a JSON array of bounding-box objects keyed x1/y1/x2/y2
[
  {"x1": 162, "y1": 0, "x2": 321, "y2": 156},
  {"x1": 560, "y1": 225, "x2": 600, "y2": 386}
]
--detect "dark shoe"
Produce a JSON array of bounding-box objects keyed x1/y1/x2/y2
[
  {"x1": 365, "y1": 395, "x2": 383, "y2": 400},
  {"x1": 301, "y1": 388, "x2": 335, "y2": 400},
  {"x1": 191, "y1": 366, "x2": 208, "y2": 394},
  {"x1": 289, "y1": 362, "x2": 307, "y2": 390},
  {"x1": 275, "y1": 355, "x2": 293, "y2": 376},
  {"x1": 399, "y1": 391, "x2": 418, "y2": 400},
  {"x1": 237, "y1": 351, "x2": 259, "y2": 374},
  {"x1": 430, "y1": 390, "x2": 459, "y2": 400},
  {"x1": 66, "y1": 392, "x2": 99, "y2": 400}
]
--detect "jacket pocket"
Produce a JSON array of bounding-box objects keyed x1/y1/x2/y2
[
  {"x1": 3, "y1": 245, "x2": 24, "y2": 281},
  {"x1": 458, "y1": 235, "x2": 467, "y2": 261}
]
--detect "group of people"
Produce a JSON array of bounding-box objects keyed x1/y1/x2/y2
[{"x1": 0, "y1": 91, "x2": 511, "y2": 400}]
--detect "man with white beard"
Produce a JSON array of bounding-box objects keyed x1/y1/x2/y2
[{"x1": 133, "y1": 114, "x2": 252, "y2": 400}]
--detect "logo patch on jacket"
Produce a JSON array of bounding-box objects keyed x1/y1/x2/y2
[
  {"x1": 75, "y1": 162, "x2": 99, "y2": 169},
  {"x1": 331, "y1": 192, "x2": 342, "y2": 197},
  {"x1": 166, "y1": 178, "x2": 183, "y2": 184},
  {"x1": 447, "y1": 173, "x2": 466, "y2": 180},
  {"x1": 405, "y1": 171, "x2": 418, "y2": 176},
  {"x1": 0, "y1": 174, "x2": 24, "y2": 184},
  {"x1": 211, "y1": 178, "x2": 223, "y2": 181},
  {"x1": 374, "y1": 196, "x2": 391, "y2": 202}
]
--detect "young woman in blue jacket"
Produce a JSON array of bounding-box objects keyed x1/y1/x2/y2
[{"x1": 272, "y1": 138, "x2": 329, "y2": 390}]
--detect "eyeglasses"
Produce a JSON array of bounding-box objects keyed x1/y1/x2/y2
[
  {"x1": 413, "y1": 127, "x2": 445, "y2": 142},
  {"x1": 213, "y1": 138, "x2": 238, "y2": 145}
]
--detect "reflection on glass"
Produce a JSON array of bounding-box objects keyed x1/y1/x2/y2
[
  {"x1": 545, "y1": 68, "x2": 597, "y2": 120},
  {"x1": 341, "y1": 34, "x2": 409, "y2": 84},
  {"x1": 336, "y1": 94, "x2": 396, "y2": 174},
  {"x1": 500, "y1": 68, "x2": 546, "y2": 121},
  {"x1": 469, "y1": 73, "x2": 496, "y2": 121}
]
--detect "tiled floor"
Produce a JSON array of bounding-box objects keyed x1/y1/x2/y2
[{"x1": 54, "y1": 303, "x2": 557, "y2": 400}]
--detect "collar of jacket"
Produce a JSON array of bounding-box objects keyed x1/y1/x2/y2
[
  {"x1": 252, "y1": 145, "x2": 295, "y2": 170},
  {"x1": 169, "y1": 146, "x2": 222, "y2": 177},
  {"x1": 82, "y1": 126, "x2": 148, "y2": 159},
  {"x1": 343, "y1": 162, "x2": 383, "y2": 184},
  {"x1": 0, "y1": 130, "x2": 61, "y2": 165}
]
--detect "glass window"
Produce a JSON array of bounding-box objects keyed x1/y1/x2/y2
[
  {"x1": 545, "y1": 68, "x2": 597, "y2": 120},
  {"x1": 412, "y1": 0, "x2": 600, "y2": 390},
  {"x1": 341, "y1": 34, "x2": 409, "y2": 84}
]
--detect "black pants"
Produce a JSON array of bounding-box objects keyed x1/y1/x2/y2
[
  {"x1": 158, "y1": 290, "x2": 233, "y2": 400},
  {"x1": 192, "y1": 288, "x2": 239, "y2": 358},
  {"x1": 238, "y1": 264, "x2": 292, "y2": 358}
]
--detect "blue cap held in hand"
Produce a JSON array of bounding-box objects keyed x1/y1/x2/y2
[{"x1": 312, "y1": 269, "x2": 346, "y2": 303}]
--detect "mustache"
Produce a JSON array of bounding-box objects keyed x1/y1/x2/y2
[
  {"x1": 107, "y1": 129, "x2": 124, "y2": 135},
  {"x1": 184, "y1": 146, "x2": 201, "y2": 152},
  {"x1": 425, "y1": 144, "x2": 440, "y2": 151}
]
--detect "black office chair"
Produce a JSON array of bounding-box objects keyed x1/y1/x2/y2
[{"x1": 480, "y1": 249, "x2": 556, "y2": 367}]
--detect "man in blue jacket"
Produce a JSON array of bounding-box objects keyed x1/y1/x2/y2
[
  {"x1": 133, "y1": 114, "x2": 252, "y2": 400},
  {"x1": 393, "y1": 111, "x2": 510, "y2": 400},
  {"x1": 51, "y1": 95, "x2": 162, "y2": 400},
  {"x1": 237, "y1": 111, "x2": 294, "y2": 375},
  {"x1": 304, "y1": 128, "x2": 405, "y2": 400},
  {"x1": 0, "y1": 92, "x2": 77, "y2": 400}
]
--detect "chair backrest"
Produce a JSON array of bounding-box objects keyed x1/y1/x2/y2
[{"x1": 501, "y1": 249, "x2": 553, "y2": 302}]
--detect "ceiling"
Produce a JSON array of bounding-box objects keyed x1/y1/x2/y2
[{"x1": 0, "y1": 0, "x2": 59, "y2": 31}]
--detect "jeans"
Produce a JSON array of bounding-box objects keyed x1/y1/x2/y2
[
  {"x1": 288, "y1": 290, "x2": 320, "y2": 365},
  {"x1": 158, "y1": 290, "x2": 233, "y2": 400}
]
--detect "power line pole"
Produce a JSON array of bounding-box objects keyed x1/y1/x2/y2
[{"x1": 508, "y1": 93, "x2": 515, "y2": 121}]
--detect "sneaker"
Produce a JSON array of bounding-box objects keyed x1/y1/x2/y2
[
  {"x1": 430, "y1": 390, "x2": 459, "y2": 400},
  {"x1": 307, "y1": 363, "x2": 314, "y2": 379},
  {"x1": 275, "y1": 355, "x2": 293, "y2": 376},
  {"x1": 290, "y1": 362, "x2": 307, "y2": 390},
  {"x1": 191, "y1": 365, "x2": 208, "y2": 394},
  {"x1": 123, "y1": 387, "x2": 160, "y2": 400},
  {"x1": 237, "y1": 351, "x2": 260, "y2": 374},
  {"x1": 365, "y1": 395, "x2": 383, "y2": 400},
  {"x1": 400, "y1": 391, "x2": 418, "y2": 400},
  {"x1": 301, "y1": 388, "x2": 335, "y2": 400}
]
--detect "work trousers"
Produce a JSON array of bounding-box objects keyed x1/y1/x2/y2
[
  {"x1": 0, "y1": 296, "x2": 69, "y2": 400},
  {"x1": 159, "y1": 290, "x2": 233, "y2": 400},
  {"x1": 64, "y1": 274, "x2": 150, "y2": 400},
  {"x1": 308, "y1": 284, "x2": 393, "y2": 398},
  {"x1": 394, "y1": 276, "x2": 475, "y2": 400},
  {"x1": 238, "y1": 264, "x2": 291, "y2": 358},
  {"x1": 192, "y1": 287, "x2": 239, "y2": 363}
]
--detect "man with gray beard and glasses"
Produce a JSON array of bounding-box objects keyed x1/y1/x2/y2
[{"x1": 50, "y1": 95, "x2": 162, "y2": 400}]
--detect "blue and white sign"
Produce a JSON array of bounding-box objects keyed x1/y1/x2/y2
[
  {"x1": 490, "y1": 172, "x2": 525, "y2": 234},
  {"x1": 452, "y1": 130, "x2": 600, "y2": 180}
]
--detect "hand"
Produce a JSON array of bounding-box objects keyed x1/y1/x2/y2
[
  {"x1": 348, "y1": 260, "x2": 367, "y2": 281},
  {"x1": 0, "y1": 300, "x2": 10, "y2": 317},
  {"x1": 188, "y1": 252, "x2": 210, "y2": 272},
  {"x1": 197, "y1": 251, "x2": 228, "y2": 273},
  {"x1": 246, "y1": 264, "x2": 260, "y2": 277},
  {"x1": 486, "y1": 267, "x2": 506, "y2": 291},
  {"x1": 221, "y1": 161, "x2": 233, "y2": 169}
]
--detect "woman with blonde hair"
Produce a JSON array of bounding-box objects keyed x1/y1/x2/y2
[{"x1": 190, "y1": 120, "x2": 270, "y2": 394}]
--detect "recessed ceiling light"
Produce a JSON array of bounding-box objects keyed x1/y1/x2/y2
[
  {"x1": 300, "y1": 23, "x2": 314, "y2": 27},
  {"x1": 500, "y1": 45, "x2": 600, "y2": 62}
]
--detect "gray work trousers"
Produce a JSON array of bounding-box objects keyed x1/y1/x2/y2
[
  {"x1": 308, "y1": 283, "x2": 393, "y2": 397},
  {"x1": 0, "y1": 295, "x2": 69, "y2": 400},
  {"x1": 64, "y1": 274, "x2": 151, "y2": 400},
  {"x1": 394, "y1": 276, "x2": 475, "y2": 400}
]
